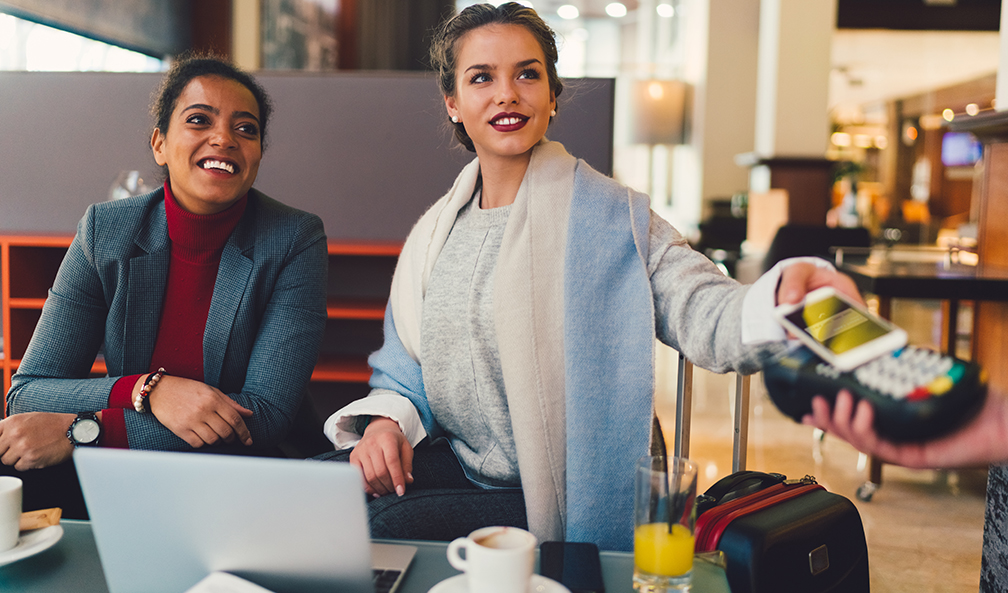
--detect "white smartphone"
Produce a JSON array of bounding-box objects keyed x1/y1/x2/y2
[{"x1": 773, "y1": 286, "x2": 908, "y2": 371}]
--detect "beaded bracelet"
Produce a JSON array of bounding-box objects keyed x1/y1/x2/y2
[{"x1": 133, "y1": 367, "x2": 167, "y2": 413}]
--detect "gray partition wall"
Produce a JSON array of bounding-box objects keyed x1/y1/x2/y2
[{"x1": 0, "y1": 71, "x2": 614, "y2": 241}]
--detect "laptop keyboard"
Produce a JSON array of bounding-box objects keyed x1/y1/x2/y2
[{"x1": 373, "y1": 568, "x2": 403, "y2": 593}]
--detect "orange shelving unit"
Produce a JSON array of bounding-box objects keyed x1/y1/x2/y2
[{"x1": 1, "y1": 236, "x2": 401, "y2": 417}]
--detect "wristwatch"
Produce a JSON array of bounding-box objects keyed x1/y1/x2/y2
[{"x1": 67, "y1": 412, "x2": 103, "y2": 447}]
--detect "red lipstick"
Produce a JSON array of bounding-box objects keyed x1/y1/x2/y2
[{"x1": 490, "y1": 112, "x2": 529, "y2": 132}]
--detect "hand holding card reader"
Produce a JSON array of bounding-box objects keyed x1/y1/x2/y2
[{"x1": 764, "y1": 287, "x2": 987, "y2": 442}]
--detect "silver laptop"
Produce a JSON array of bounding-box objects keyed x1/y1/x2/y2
[{"x1": 74, "y1": 448, "x2": 415, "y2": 593}]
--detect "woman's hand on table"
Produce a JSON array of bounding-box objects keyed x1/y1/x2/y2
[
  {"x1": 0, "y1": 412, "x2": 76, "y2": 469},
  {"x1": 145, "y1": 375, "x2": 253, "y2": 448},
  {"x1": 350, "y1": 416, "x2": 414, "y2": 498},
  {"x1": 776, "y1": 260, "x2": 862, "y2": 306}
]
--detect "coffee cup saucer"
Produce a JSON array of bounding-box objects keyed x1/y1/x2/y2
[
  {"x1": 427, "y1": 573, "x2": 571, "y2": 593},
  {"x1": 0, "y1": 525, "x2": 64, "y2": 567}
]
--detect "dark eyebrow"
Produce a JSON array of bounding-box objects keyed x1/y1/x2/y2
[
  {"x1": 464, "y1": 63, "x2": 492, "y2": 75},
  {"x1": 233, "y1": 110, "x2": 261, "y2": 125},
  {"x1": 182, "y1": 104, "x2": 260, "y2": 125},
  {"x1": 182, "y1": 103, "x2": 218, "y2": 115},
  {"x1": 464, "y1": 58, "x2": 543, "y2": 75}
]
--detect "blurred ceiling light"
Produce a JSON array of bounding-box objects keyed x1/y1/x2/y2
[
  {"x1": 657, "y1": 3, "x2": 676, "y2": 17},
  {"x1": 831, "y1": 132, "x2": 852, "y2": 147},
  {"x1": 648, "y1": 81, "x2": 664, "y2": 100},
  {"x1": 606, "y1": 3, "x2": 628, "y2": 17},
  {"x1": 874, "y1": 135, "x2": 888, "y2": 149},
  {"x1": 557, "y1": 4, "x2": 580, "y2": 19},
  {"x1": 853, "y1": 134, "x2": 873, "y2": 148},
  {"x1": 966, "y1": 103, "x2": 980, "y2": 116},
  {"x1": 942, "y1": 108, "x2": 955, "y2": 122},
  {"x1": 903, "y1": 123, "x2": 918, "y2": 145}
]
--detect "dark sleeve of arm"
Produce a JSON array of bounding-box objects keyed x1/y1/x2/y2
[{"x1": 231, "y1": 218, "x2": 329, "y2": 447}]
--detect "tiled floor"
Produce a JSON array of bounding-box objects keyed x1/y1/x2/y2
[{"x1": 653, "y1": 299, "x2": 988, "y2": 592}]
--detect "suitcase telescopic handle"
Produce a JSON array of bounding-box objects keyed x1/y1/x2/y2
[{"x1": 672, "y1": 353, "x2": 750, "y2": 473}]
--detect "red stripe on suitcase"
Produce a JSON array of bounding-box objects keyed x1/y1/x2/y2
[
  {"x1": 694, "y1": 484, "x2": 788, "y2": 550},
  {"x1": 694, "y1": 484, "x2": 824, "y2": 552}
]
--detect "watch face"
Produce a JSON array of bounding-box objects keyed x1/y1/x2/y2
[{"x1": 72, "y1": 419, "x2": 101, "y2": 444}]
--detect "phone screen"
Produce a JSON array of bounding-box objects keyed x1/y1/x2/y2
[{"x1": 782, "y1": 292, "x2": 891, "y2": 356}]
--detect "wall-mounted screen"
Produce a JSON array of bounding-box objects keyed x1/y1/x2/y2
[{"x1": 941, "y1": 131, "x2": 983, "y2": 167}]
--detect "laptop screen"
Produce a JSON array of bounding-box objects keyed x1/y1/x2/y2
[{"x1": 75, "y1": 449, "x2": 380, "y2": 593}]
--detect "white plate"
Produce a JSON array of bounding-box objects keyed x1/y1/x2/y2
[
  {"x1": 0, "y1": 525, "x2": 64, "y2": 567},
  {"x1": 428, "y1": 574, "x2": 571, "y2": 593}
]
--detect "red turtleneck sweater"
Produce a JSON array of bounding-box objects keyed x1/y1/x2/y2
[{"x1": 102, "y1": 183, "x2": 247, "y2": 448}]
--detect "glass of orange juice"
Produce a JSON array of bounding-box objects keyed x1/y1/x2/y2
[{"x1": 633, "y1": 456, "x2": 698, "y2": 592}]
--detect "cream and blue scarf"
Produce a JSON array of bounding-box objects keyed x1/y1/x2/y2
[{"x1": 368, "y1": 140, "x2": 655, "y2": 551}]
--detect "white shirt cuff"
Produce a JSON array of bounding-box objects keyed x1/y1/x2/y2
[
  {"x1": 741, "y1": 256, "x2": 835, "y2": 344},
  {"x1": 322, "y1": 390, "x2": 429, "y2": 450}
]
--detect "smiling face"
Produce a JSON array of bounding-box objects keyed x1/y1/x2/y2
[
  {"x1": 150, "y1": 75, "x2": 262, "y2": 215},
  {"x1": 444, "y1": 24, "x2": 556, "y2": 168}
]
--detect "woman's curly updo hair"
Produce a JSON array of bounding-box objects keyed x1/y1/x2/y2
[
  {"x1": 429, "y1": 2, "x2": 564, "y2": 152},
  {"x1": 151, "y1": 52, "x2": 274, "y2": 152}
]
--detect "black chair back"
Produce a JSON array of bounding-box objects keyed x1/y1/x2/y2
[{"x1": 762, "y1": 225, "x2": 871, "y2": 272}]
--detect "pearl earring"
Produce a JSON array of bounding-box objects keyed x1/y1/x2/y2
[
  {"x1": 550, "y1": 109, "x2": 556, "y2": 117},
  {"x1": 451, "y1": 115, "x2": 460, "y2": 124}
]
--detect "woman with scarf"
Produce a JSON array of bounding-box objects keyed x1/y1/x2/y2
[
  {"x1": 320, "y1": 2, "x2": 859, "y2": 551},
  {"x1": 0, "y1": 54, "x2": 328, "y2": 517}
]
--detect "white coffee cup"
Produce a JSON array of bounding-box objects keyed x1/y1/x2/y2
[
  {"x1": 446, "y1": 526, "x2": 537, "y2": 593},
  {"x1": 0, "y1": 477, "x2": 23, "y2": 552}
]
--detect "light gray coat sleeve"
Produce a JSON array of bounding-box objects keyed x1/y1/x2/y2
[{"x1": 648, "y1": 211, "x2": 785, "y2": 374}]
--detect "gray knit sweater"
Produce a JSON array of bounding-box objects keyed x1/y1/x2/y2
[{"x1": 419, "y1": 191, "x2": 705, "y2": 487}]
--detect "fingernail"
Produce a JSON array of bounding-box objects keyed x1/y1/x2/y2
[
  {"x1": 396, "y1": 485, "x2": 405, "y2": 496},
  {"x1": 406, "y1": 472, "x2": 414, "y2": 481},
  {"x1": 372, "y1": 492, "x2": 380, "y2": 499}
]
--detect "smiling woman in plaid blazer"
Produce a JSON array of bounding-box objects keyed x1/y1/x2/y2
[{"x1": 0, "y1": 54, "x2": 328, "y2": 516}]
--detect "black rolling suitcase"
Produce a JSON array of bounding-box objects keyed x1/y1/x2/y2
[
  {"x1": 693, "y1": 471, "x2": 869, "y2": 593},
  {"x1": 664, "y1": 359, "x2": 869, "y2": 593}
]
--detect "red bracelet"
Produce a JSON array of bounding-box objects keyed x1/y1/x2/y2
[{"x1": 133, "y1": 368, "x2": 167, "y2": 413}]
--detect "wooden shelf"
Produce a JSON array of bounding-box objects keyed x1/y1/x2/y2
[
  {"x1": 326, "y1": 297, "x2": 386, "y2": 320},
  {"x1": 312, "y1": 354, "x2": 373, "y2": 382},
  {"x1": 9, "y1": 298, "x2": 47, "y2": 309},
  {"x1": 2, "y1": 236, "x2": 401, "y2": 409},
  {"x1": 328, "y1": 241, "x2": 402, "y2": 257}
]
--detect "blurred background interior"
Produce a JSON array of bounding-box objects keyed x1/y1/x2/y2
[{"x1": 2, "y1": 1, "x2": 1006, "y2": 590}]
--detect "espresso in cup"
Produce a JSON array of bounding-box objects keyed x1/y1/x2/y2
[{"x1": 447, "y1": 526, "x2": 537, "y2": 593}]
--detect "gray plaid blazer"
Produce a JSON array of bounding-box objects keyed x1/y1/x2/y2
[{"x1": 7, "y1": 187, "x2": 328, "y2": 451}]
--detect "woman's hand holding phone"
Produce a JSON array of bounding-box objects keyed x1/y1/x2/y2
[
  {"x1": 763, "y1": 281, "x2": 987, "y2": 442},
  {"x1": 776, "y1": 260, "x2": 863, "y2": 309}
]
